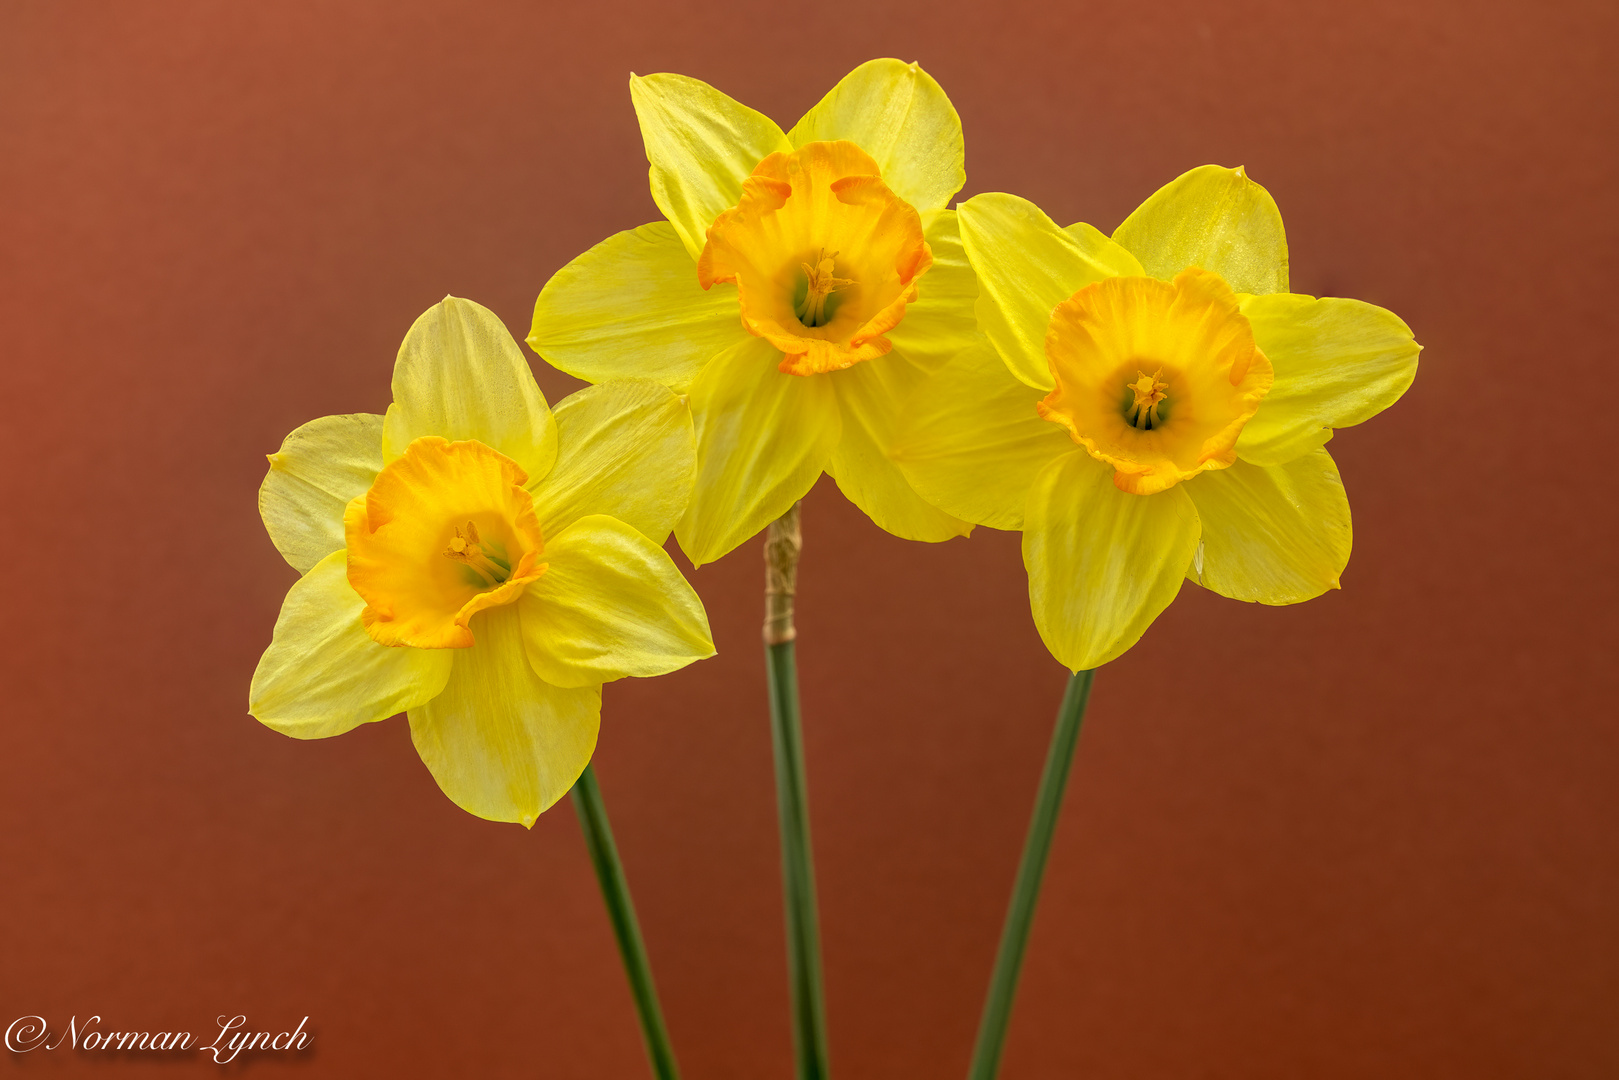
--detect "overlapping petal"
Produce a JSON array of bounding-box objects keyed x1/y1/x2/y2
[
  {"x1": 259, "y1": 412, "x2": 383, "y2": 573},
  {"x1": 892, "y1": 341, "x2": 1069, "y2": 530},
  {"x1": 382, "y1": 297, "x2": 557, "y2": 482},
  {"x1": 677, "y1": 336, "x2": 842, "y2": 566},
  {"x1": 250, "y1": 551, "x2": 454, "y2": 739},
  {"x1": 827, "y1": 356, "x2": 972, "y2": 542},
  {"x1": 519, "y1": 515, "x2": 714, "y2": 689},
  {"x1": 787, "y1": 58, "x2": 964, "y2": 213},
  {"x1": 528, "y1": 380, "x2": 696, "y2": 545},
  {"x1": 958, "y1": 193, "x2": 1143, "y2": 389},
  {"x1": 408, "y1": 604, "x2": 600, "y2": 827},
  {"x1": 1184, "y1": 450, "x2": 1350, "y2": 604},
  {"x1": 528, "y1": 222, "x2": 748, "y2": 392},
  {"x1": 630, "y1": 73, "x2": 792, "y2": 261},
  {"x1": 1236, "y1": 293, "x2": 1421, "y2": 466},
  {"x1": 884, "y1": 209, "x2": 982, "y2": 373},
  {"x1": 1023, "y1": 451, "x2": 1201, "y2": 671},
  {"x1": 1112, "y1": 165, "x2": 1289, "y2": 296}
]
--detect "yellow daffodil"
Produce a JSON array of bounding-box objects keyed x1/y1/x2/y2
[
  {"x1": 250, "y1": 297, "x2": 715, "y2": 826},
  {"x1": 529, "y1": 59, "x2": 985, "y2": 565},
  {"x1": 894, "y1": 166, "x2": 1420, "y2": 671}
]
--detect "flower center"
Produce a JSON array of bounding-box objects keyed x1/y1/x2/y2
[
  {"x1": 1036, "y1": 268, "x2": 1274, "y2": 495},
  {"x1": 697, "y1": 140, "x2": 933, "y2": 376},
  {"x1": 1125, "y1": 369, "x2": 1169, "y2": 430},
  {"x1": 444, "y1": 520, "x2": 512, "y2": 587},
  {"x1": 796, "y1": 249, "x2": 855, "y2": 328},
  {"x1": 344, "y1": 436, "x2": 547, "y2": 649}
]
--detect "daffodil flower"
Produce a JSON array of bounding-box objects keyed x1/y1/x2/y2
[
  {"x1": 895, "y1": 166, "x2": 1420, "y2": 671},
  {"x1": 529, "y1": 59, "x2": 985, "y2": 565},
  {"x1": 250, "y1": 297, "x2": 715, "y2": 826}
]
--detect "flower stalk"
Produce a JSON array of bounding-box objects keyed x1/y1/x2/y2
[
  {"x1": 571, "y1": 764, "x2": 681, "y2": 1080},
  {"x1": 967, "y1": 669, "x2": 1096, "y2": 1080},
  {"x1": 764, "y1": 503, "x2": 830, "y2": 1080}
]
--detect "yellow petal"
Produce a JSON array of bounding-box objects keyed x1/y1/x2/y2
[
  {"x1": 1023, "y1": 450, "x2": 1201, "y2": 671},
  {"x1": 408, "y1": 604, "x2": 600, "y2": 827},
  {"x1": 884, "y1": 209, "x2": 983, "y2": 373},
  {"x1": 250, "y1": 551, "x2": 453, "y2": 739},
  {"x1": 958, "y1": 192, "x2": 1144, "y2": 390},
  {"x1": 260, "y1": 412, "x2": 384, "y2": 573},
  {"x1": 528, "y1": 380, "x2": 696, "y2": 546},
  {"x1": 630, "y1": 73, "x2": 793, "y2": 261},
  {"x1": 1236, "y1": 293, "x2": 1421, "y2": 466},
  {"x1": 528, "y1": 221, "x2": 749, "y2": 392},
  {"x1": 1184, "y1": 449, "x2": 1351, "y2": 604},
  {"x1": 381, "y1": 297, "x2": 557, "y2": 482},
  {"x1": 676, "y1": 335, "x2": 842, "y2": 566},
  {"x1": 892, "y1": 341, "x2": 1070, "y2": 530},
  {"x1": 1112, "y1": 165, "x2": 1289, "y2": 296},
  {"x1": 519, "y1": 515, "x2": 714, "y2": 689},
  {"x1": 786, "y1": 58, "x2": 964, "y2": 213},
  {"x1": 826, "y1": 353, "x2": 973, "y2": 543}
]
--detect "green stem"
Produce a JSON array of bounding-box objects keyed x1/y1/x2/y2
[
  {"x1": 571, "y1": 763, "x2": 680, "y2": 1080},
  {"x1": 766, "y1": 638, "x2": 831, "y2": 1080},
  {"x1": 967, "y1": 669, "x2": 1096, "y2": 1080}
]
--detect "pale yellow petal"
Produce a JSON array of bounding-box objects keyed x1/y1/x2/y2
[
  {"x1": 1112, "y1": 164, "x2": 1289, "y2": 296},
  {"x1": 958, "y1": 192, "x2": 1144, "y2": 389},
  {"x1": 250, "y1": 551, "x2": 453, "y2": 740},
  {"x1": 408, "y1": 604, "x2": 599, "y2": 827},
  {"x1": 1236, "y1": 293, "x2": 1421, "y2": 466},
  {"x1": 676, "y1": 335, "x2": 842, "y2": 566},
  {"x1": 630, "y1": 73, "x2": 792, "y2": 261},
  {"x1": 259, "y1": 413, "x2": 384, "y2": 573},
  {"x1": 884, "y1": 209, "x2": 982, "y2": 373},
  {"x1": 786, "y1": 58, "x2": 964, "y2": 213},
  {"x1": 827, "y1": 353, "x2": 973, "y2": 543},
  {"x1": 1184, "y1": 450, "x2": 1351, "y2": 604},
  {"x1": 892, "y1": 341, "x2": 1071, "y2": 530},
  {"x1": 381, "y1": 297, "x2": 557, "y2": 482},
  {"x1": 520, "y1": 515, "x2": 714, "y2": 689},
  {"x1": 528, "y1": 380, "x2": 696, "y2": 545},
  {"x1": 528, "y1": 221, "x2": 748, "y2": 392},
  {"x1": 1023, "y1": 451, "x2": 1201, "y2": 671}
]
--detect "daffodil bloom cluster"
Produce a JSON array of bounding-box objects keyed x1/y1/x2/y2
[
  {"x1": 250, "y1": 298, "x2": 714, "y2": 826},
  {"x1": 529, "y1": 59, "x2": 984, "y2": 565},
  {"x1": 895, "y1": 166, "x2": 1420, "y2": 671}
]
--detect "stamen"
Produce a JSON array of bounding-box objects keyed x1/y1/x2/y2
[
  {"x1": 444, "y1": 521, "x2": 510, "y2": 587},
  {"x1": 1126, "y1": 369, "x2": 1169, "y2": 431},
  {"x1": 795, "y1": 248, "x2": 856, "y2": 328}
]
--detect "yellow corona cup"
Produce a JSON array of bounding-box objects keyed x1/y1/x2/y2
[
  {"x1": 529, "y1": 59, "x2": 986, "y2": 565},
  {"x1": 895, "y1": 166, "x2": 1420, "y2": 671},
  {"x1": 250, "y1": 297, "x2": 714, "y2": 826}
]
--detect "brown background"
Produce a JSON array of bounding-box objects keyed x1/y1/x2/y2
[{"x1": 2, "y1": 1, "x2": 1615, "y2": 1076}]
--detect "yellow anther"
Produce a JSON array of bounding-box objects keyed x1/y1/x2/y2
[
  {"x1": 795, "y1": 248, "x2": 855, "y2": 327},
  {"x1": 444, "y1": 521, "x2": 510, "y2": 586},
  {"x1": 1127, "y1": 369, "x2": 1169, "y2": 430}
]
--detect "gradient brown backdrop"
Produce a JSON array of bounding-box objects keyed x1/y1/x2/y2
[{"x1": 3, "y1": 1, "x2": 1615, "y2": 1076}]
